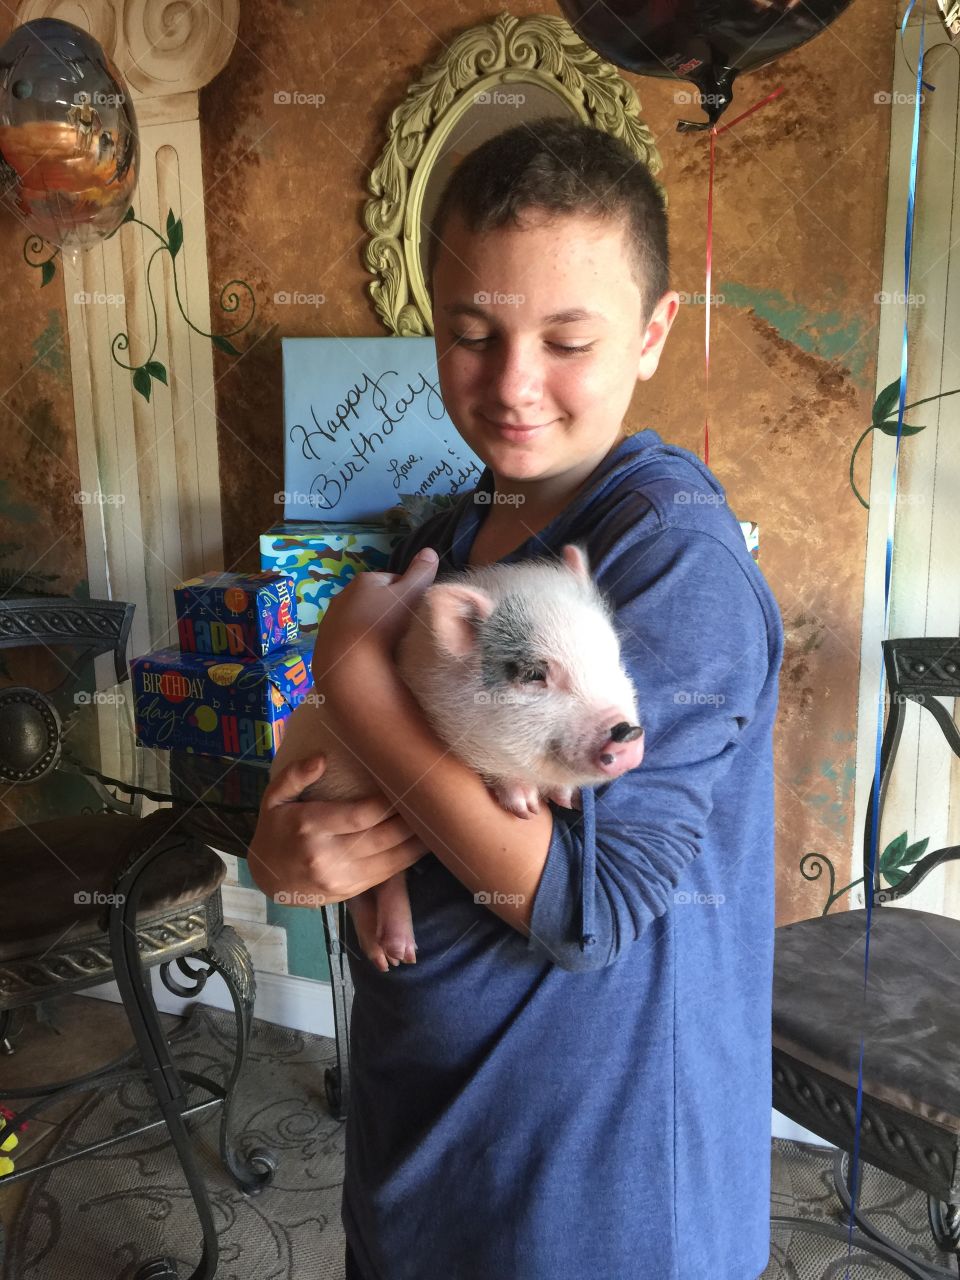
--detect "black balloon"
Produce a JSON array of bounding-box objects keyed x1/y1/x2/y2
[{"x1": 557, "y1": 0, "x2": 856, "y2": 129}]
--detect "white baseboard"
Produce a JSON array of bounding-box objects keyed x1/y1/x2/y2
[
  {"x1": 78, "y1": 964, "x2": 336, "y2": 1040},
  {"x1": 772, "y1": 1110, "x2": 835, "y2": 1147}
]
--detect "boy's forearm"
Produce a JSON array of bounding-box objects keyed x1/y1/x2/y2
[{"x1": 324, "y1": 646, "x2": 553, "y2": 935}]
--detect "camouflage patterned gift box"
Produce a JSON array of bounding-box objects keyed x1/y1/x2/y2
[{"x1": 259, "y1": 521, "x2": 406, "y2": 633}]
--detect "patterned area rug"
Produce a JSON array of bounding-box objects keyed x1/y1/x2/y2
[
  {"x1": 4, "y1": 1005, "x2": 347, "y2": 1280},
  {"x1": 765, "y1": 1139, "x2": 958, "y2": 1279},
  {"x1": 4, "y1": 1002, "x2": 958, "y2": 1280}
]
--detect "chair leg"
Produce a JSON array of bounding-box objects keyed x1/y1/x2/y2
[
  {"x1": 110, "y1": 835, "x2": 222, "y2": 1280},
  {"x1": 929, "y1": 1197, "x2": 960, "y2": 1256},
  {"x1": 0, "y1": 1009, "x2": 13, "y2": 1055},
  {"x1": 830, "y1": 1148, "x2": 957, "y2": 1279},
  {"x1": 321, "y1": 903, "x2": 352, "y2": 1121},
  {"x1": 191, "y1": 923, "x2": 277, "y2": 1196}
]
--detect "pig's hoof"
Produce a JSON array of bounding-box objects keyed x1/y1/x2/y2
[
  {"x1": 492, "y1": 781, "x2": 541, "y2": 819},
  {"x1": 544, "y1": 785, "x2": 580, "y2": 809},
  {"x1": 378, "y1": 931, "x2": 418, "y2": 967}
]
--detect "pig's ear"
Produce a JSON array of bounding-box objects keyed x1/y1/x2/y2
[
  {"x1": 561, "y1": 543, "x2": 592, "y2": 583},
  {"x1": 425, "y1": 585, "x2": 495, "y2": 658}
]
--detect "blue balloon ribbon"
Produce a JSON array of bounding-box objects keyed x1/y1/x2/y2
[{"x1": 844, "y1": 2, "x2": 926, "y2": 1272}]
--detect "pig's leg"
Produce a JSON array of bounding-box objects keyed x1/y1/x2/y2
[
  {"x1": 345, "y1": 890, "x2": 393, "y2": 973},
  {"x1": 375, "y1": 873, "x2": 417, "y2": 967},
  {"x1": 490, "y1": 780, "x2": 542, "y2": 819},
  {"x1": 543, "y1": 784, "x2": 582, "y2": 811}
]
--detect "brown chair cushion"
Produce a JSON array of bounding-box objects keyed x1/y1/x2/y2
[
  {"x1": 0, "y1": 809, "x2": 226, "y2": 962},
  {"x1": 774, "y1": 907, "x2": 960, "y2": 1134}
]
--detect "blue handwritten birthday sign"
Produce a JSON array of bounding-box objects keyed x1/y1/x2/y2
[{"x1": 282, "y1": 337, "x2": 484, "y2": 522}]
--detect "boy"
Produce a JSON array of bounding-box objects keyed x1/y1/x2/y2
[{"x1": 249, "y1": 117, "x2": 784, "y2": 1279}]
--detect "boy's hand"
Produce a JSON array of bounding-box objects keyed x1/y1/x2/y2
[
  {"x1": 311, "y1": 549, "x2": 439, "y2": 697},
  {"x1": 247, "y1": 755, "x2": 429, "y2": 904}
]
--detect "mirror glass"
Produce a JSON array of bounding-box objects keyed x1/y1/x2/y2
[{"x1": 417, "y1": 83, "x2": 581, "y2": 291}]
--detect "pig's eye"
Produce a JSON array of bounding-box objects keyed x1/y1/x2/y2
[{"x1": 505, "y1": 660, "x2": 548, "y2": 684}]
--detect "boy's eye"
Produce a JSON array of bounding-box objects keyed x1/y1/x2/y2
[{"x1": 450, "y1": 334, "x2": 595, "y2": 357}]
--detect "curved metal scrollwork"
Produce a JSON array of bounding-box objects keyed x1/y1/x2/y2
[{"x1": 160, "y1": 955, "x2": 217, "y2": 998}]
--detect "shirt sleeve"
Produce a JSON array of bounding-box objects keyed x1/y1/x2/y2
[{"x1": 526, "y1": 524, "x2": 776, "y2": 973}]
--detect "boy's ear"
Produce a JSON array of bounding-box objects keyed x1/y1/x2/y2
[{"x1": 637, "y1": 290, "x2": 681, "y2": 383}]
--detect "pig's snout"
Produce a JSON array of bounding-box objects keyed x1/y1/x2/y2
[{"x1": 596, "y1": 720, "x2": 644, "y2": 777}]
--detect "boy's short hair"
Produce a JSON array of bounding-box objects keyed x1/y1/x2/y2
[{"x1": 427, "y1": 116, "x2": 669, "y2": 327}]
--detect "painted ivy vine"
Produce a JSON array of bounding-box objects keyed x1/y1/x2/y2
[
  {"x1": 800, "y1": 830, "x2": 930, "y2": 915},
  {"x1": 850, "y1": 379, "x2": 960, "y2": 509},
  {"x1": 25, "y1": 205, "x2": 254, "y2": 403}
]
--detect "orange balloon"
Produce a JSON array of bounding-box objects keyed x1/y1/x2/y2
[{"x1": 0, "y1": 19, "x2": 139, "y2": 250}]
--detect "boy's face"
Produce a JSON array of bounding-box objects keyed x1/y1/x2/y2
[{"x1": 431, "y1": 207, "x2": 678, "y2": 495}]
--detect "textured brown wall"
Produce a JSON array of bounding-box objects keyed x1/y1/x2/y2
[{"x1": 0, "y1": 2, "x2": 896, "y2": 912}]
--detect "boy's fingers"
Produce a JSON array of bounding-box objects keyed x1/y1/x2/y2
[
  {"x1": 341, "y1": 833, "x2": 430, "y2": 897},
  {"x1": 401, "y1": 548, "x2": 439, "y2": 587},
  {"x1": 354, "y1": 812, "x2": 423, "y2": 855},
  {"x1": 261, "y1": 755, "x2": 328, "y2": 808}
]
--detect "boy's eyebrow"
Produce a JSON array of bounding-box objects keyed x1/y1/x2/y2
[{"x1": 441, "y1": 303, "x2": 606, "y2": 325}]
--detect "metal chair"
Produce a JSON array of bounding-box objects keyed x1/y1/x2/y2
[
  {"x1": 772, "y1": 636, "x2": 960, "y2": 1278},
  {"x1": 0, "y1": 597, "x2": 277, "y2": 1279}
]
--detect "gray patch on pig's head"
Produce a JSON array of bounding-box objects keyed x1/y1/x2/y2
[{"x1": 478, "y1": 593, "x2": 547, "y2": 689}]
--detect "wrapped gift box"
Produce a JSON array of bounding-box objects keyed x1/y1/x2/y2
[
  {"x1": 131, "y1": 637, "x2": 315, "y2": 761},
  {"x1": 174, "y1": 570, "x2": 299, "y2": 659},
  {"x1": 260, "y1": 521, "x2": 406, "y2": 632}
]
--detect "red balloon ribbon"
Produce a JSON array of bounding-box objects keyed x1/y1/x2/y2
[{"x1": 703, "y1": 86, "x2": 786, "y2": 468}]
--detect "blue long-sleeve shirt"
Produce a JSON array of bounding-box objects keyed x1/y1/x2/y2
[{"x1": 341, "y1": 429, "x2": 784, "y2": 1280}]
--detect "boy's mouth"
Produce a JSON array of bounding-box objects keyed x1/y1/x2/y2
[{"x1": 483, "y1": 418, "x2": 552, "y2": 441}]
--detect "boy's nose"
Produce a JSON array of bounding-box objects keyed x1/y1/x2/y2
[{"x1": 489, "y1": 344, "x2": 543, "y2": 408}]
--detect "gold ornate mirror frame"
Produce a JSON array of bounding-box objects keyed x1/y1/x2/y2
[{"x1": 363, "y1": 12, "x2": 664, "y2": 337}]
